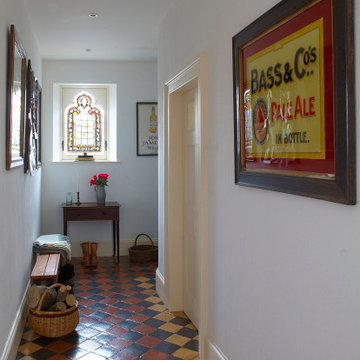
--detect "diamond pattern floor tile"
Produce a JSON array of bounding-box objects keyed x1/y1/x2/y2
[{"x1": 16, "y1": 257, "x2": 199, "y2": 359}]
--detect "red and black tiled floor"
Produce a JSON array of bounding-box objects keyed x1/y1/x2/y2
[{"x1": 16, "y1": 257, "x2": 199, "y2": 359}]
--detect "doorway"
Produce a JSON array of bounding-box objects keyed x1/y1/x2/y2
[
  {"x1": 183, "y1": 86, "x2": 200, "y2": 328},
  {"x1": 163, "y1": 55, "x2": 207, "y2": 355}
]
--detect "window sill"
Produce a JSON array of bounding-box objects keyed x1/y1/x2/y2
[{"x1": 51, "y1": 160, "x2": 121, "y2": 164}]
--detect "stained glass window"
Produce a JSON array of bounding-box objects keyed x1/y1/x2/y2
[
  {"x1": 66, "y1": 92, "x2": 103, "y2": 153},
  {"x1": 56, "y1": 84, "x2": 116, "y2": 162}
]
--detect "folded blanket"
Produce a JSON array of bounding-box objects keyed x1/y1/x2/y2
[{"x1": 33, "y1": 234, "x2": 71, "y2": 266}]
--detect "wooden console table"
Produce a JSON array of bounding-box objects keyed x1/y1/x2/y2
[{"x1": 61, "y1": 202, "x2": 120, "y2": 262}]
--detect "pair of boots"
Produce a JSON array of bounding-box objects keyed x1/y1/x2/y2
[{"x1": 81, "y1": 242, "x2": 98, "y2": 266}]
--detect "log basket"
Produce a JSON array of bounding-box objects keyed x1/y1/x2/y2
[
  {"x1": 129, "y1": 233, "x2": 158, "y2": 263},
  {"x1": 28, "y1": 283, "x2": 79, "y2": 338}
]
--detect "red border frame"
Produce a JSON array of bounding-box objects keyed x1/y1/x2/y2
[{"x1": 241, "y1": 0, "x2": 334, "y2": 174}]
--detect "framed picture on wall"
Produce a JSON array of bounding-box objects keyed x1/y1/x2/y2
[
  {"x1": 34, "y1": 80, "x2": 42, "y2": 168},
  {"x1": 232, "y1": 0, "x2": 355, "y2": 204},
  {"x1": 24, "y1": 60, "x2": 42, "y2": 175},
  {"x1": 136, "y1": 102, "x2": 158, "y2": 156},
  {"x1": 6, "y1": 24, "x2": 27, "y2": 170}
]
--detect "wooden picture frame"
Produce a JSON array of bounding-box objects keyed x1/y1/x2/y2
[
  {"x1": 136, "y1": 102, "x2": 158, "y2": 156},
  {"x1": 24, "y1": 60, "x2": 42, "y2": 175},
  {"x1": 232, "y1": 0, "x2": 355, "y2": 204},
  {"x1": 6, "y1": 24, "x2": 26, "y2": 170},
  {"x1": 35, "y1": 80, "x2": 42, "y2": 168}
]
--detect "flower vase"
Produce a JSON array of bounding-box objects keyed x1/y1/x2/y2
[{"x1": 95, "y1": 186, "x2": 106, "y2": 205}]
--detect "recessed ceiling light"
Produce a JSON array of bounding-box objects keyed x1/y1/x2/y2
[{"x1": 88, "y1": 13, "x2": 98, "y2": 18}]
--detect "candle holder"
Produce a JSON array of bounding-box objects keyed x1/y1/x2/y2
[{"x1": 75, "y1": 191, "x2": 82, "y2": 205}]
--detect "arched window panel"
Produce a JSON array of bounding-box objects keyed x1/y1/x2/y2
[
  {"x1": 65, "y1": 92, "x2": 103, "y2": 153},
  {"x1": 63, "y1": 90, "x2": 107, "y2": 159},
  {"x1": 54, "y1": 84, "x2": 116, "y2": 162}
]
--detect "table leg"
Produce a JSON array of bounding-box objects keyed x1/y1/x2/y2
[
  {"x1": 112, "y1": 220, "x2": 116, "y2": 257},
  {"x1": 117, "y1": 220, "x2": 120, "y2": 263}
]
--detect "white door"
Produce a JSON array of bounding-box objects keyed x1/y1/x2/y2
[{"x1": 183, "y1": 87, "x2": 200, "y2": 329}]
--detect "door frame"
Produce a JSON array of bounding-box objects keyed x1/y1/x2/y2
[{"x1": 163, "y1": 54, "x2": 208, "y2": 356}]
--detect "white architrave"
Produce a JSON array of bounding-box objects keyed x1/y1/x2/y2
[{"x1": 163, "y1": 54, "x2": 208, "y2": 357}]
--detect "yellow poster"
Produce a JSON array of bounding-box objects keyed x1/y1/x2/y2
[{"x1": 246, "y1": 19, "x2": 324, "y2": 159}]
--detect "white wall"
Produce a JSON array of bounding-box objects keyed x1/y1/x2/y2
[
  {"x1": 42, "y1": 60, "x2": 158, "y2": 256},
  {"x1": 0, "y1": 0, "x2": 42, "y2": 356},
  {"x1": 157, "y1": 1, "x2": 360, "y2": 359}
]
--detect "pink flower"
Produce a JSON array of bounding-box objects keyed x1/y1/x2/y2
[
  {"x1": 98, "y1": 173, "x2": 109, "y2": 180},
  {"x1": 89, "y1": 173, "x2": 109, "y2": 186}
]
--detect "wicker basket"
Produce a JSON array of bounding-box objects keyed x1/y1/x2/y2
[
  {"x1": 28, "y1": 283, "x2": 79, "y2": 338},
  {"x1": 129, "y1": 233, "x2": 158, "y2": 263}
]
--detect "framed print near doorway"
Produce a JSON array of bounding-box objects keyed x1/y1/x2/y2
[{"x1": 136, "y1": 102, "x2": 158, "y2": 156}]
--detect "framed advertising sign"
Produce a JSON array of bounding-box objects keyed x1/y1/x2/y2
[
  {"x1": 233, "y1": 0, "x2": 355, "y2": 204},
  {"x1": 136, "y1": 102, "x2": 158, "y2": 156}
]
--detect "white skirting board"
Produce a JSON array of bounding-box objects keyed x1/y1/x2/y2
[
  {"x1": 0, "y1": 282, "x2": 30, "y2": 360},
  {"x1": 205, "y1": 338, "x2": 229, "y2": 360},
  {"x1": 155, "y1": 268, "x2": 165, "y2": 302}
]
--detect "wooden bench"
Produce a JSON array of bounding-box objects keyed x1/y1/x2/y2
[{"x1": 30, "y1": 253, "x2": 61, "y2": 285}]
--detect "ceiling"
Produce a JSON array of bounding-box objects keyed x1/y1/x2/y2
[{"x1": 24, "y1": 0, "x2": 174, "y2": 61}]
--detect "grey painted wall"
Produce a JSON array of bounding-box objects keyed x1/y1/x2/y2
[
  {"x1": 41, "y1": 60, "x2": 158, "y2": 256},
  {"x1": 0, "y1": 0, "x2": 42, "y2": 355},
  {"x1": 157, "y1": 0, "x2": 360, "y2": 359}
]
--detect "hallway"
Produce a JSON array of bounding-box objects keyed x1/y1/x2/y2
[{"x1": 16, "y1": 258, "x2": 199, "y2": 360}]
